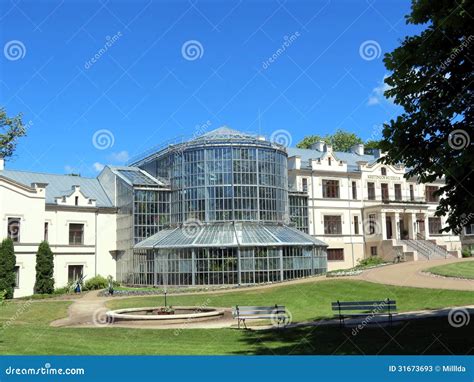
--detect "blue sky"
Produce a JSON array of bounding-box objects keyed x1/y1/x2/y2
[{"x1": 0, "y1": 0, "x2": 423, "y2": 176}]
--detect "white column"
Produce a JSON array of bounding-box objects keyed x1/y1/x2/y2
[
  {"x1": 423, "y1": 214, "x2": 429, "y2": 239},
  {"x1": 409, "y1": 213, "x2": 416, "y2": 239},
  {"x1": 394, "y1": 212, "x2": 400, "y2": 240},
  {"x1": 380, "y1": 212, "x2": 387, "y2": 240}
]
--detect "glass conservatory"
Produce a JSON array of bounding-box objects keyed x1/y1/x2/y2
[{"x1": 122, "y1": 127, "x2": 327, "y2": 286}]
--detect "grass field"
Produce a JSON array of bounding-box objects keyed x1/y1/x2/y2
[
  {"x1": 427, "y1": 261, "x2": 474, "y2": 280},
  {"x1": 0, "y1": 280, "x2": 473, "y2": 355},
  {"x1": 107, "y1": 280, "x2": 474, "y2": 322}
]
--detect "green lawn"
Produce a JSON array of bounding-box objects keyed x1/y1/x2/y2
[
  {"x1": 0, "y1": 279, "x2": 473, "y2": 355},
  {"x1": 427, "y1": 261, "x2": 474, "y2": 280},
  {"x1": 107, "y1": 280, "x2": 474, "y2": 322}
]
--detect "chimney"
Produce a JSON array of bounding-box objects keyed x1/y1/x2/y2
[
  {"x1": 351, "y1": 144, "x2": 364, "y2": 156},
  {"x1": 310, "y1": 141, "x2": 326, "y2": 151},
  {"x1": 0, "y1": 158, "x2": 4, "y2": 170},
  {"x1": 372, "y1": 149, "x2": 382, "y2": 159},
  {"x1": 325, "y1": 144, "x2": 332, "y2": 153}
]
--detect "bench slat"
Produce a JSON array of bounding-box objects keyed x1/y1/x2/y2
[
  {"x1": 331, "y1": 301, "x2": 396, "y2": 307},
  {"x1": 332, "y1": 306, "x2": 397, "y2": 311}
]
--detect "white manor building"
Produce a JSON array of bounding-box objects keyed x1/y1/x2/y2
[{"x1": 0, "y1": 128, "x2": 462, "y2": 298}]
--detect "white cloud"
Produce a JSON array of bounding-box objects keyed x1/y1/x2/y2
[
  {"x1": 367, "y1": 75, "x2": 393, "y2": 106},
  {"x1": 108, "y1": 150, "x2": 129, "y2": 163},
  {"x1": 93, "y1": 162, "x2": 105, "y2": 172}
]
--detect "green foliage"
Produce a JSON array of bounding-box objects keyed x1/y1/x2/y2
[
  {"x1": 34, "y1": 241, "x2": 55, "y2": 294},
  {"x1": 0, "y1": 107, "x2": 27, "y2": 159},
  {"x1": 356, "y1": 256, "x2": 385, "y2": 268},
  {"x1": 0, "y1": 238, "x2": 16, "y2": 299},
  {"x1": 461, "y1": 248, "x2": 472, "y2": 258},
  {"x1": 84, "y1": 275, "x2": 108, "y2": 291},
  {"x1": 380, "y1": 0, "x2": 474, "y2": 233},
  {"x1": 296, "y1": 129, "x2": 363, "y2": 152},
  {"x1": 0, "y1": 289, "x2": 6, "y2": 305}
]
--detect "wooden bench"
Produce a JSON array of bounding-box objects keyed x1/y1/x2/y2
[
  {"x1": 331, "y1": 299, "x2": 397, "y2": 327},
  {"x1": 232, "y1": 305, "x2": 288, "y2": 329}
]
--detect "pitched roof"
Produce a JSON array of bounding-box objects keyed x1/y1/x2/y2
[{"x1": 0, "y1": 169, "x2": 113, "y2": 207}]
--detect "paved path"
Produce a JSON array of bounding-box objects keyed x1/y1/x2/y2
[{"x1": 356, "y1": 257, "x2": 474, "y2": 291}]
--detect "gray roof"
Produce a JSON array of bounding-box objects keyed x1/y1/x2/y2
[
  {"x1": 107, "y1": 166, "x2": 169, "y2": 187},
  {"x1": 135, "y1": 222, "x2": 327, "y2": 249},
  {"x1": 0, "y1": 169, "x2": 113, "y2": 207},
  {"x1": 287, "y1": 147, "x2": 377, "y2": 172}
]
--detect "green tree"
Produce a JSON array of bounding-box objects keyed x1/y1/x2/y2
[
  {"x1": 0, "y1": 107, "x2": 27, "y2": 159},
  {"x1": 296, "y1": 129, "x2": 363, "y2": 151},
  {"x1": 34, "y1": 241, "x2": 55, "y2": 294},
  {"x1": 365, "y1": 140, "x2": 382, "y2": 151},
  {"x1": 380, "y1": 0, "x2": 473, "y2": 233},
  {"x1": 0, "y1": 238, "x2": 17, "y2": 299}
]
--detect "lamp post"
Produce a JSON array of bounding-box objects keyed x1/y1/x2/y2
[{"x1": 164, "y1": 289, "x2": 167, "y2": 307}]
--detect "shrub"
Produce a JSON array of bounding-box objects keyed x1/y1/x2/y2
[
  {"x1": 0, "y1": 238, "x2": 16, "y2": 299},
  {"x1": 0, "y1": 289, "x2": 6, "y2": 305},
  {"x1": 34, "y1": 241, "x2": 55, "y2": 294},
  {"x1": 356, "y1": 256, "x2": 385, "y2": 268},
  {"x1": 461, "y1": 248, "x2": 472, "y2": 258},
  {"x1": 84, "y1": 275, "x2": 108, "y2": 291}
]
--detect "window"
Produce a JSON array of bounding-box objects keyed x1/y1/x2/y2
[
  {"x1": 428, "y1": 217, "x2": 442, "y2": 235},
  {"x1": 368, "y1": 214, "x2": 376, "y2": 235},
  {"x1": 68, "y1": 265, "x2": 84, "y2": 282},
  {"x1": 381, "y1": 183, "x2": 389, "y2": 201},
  {"x1": 14, "y1": 266, "x2": 20, "y2": 288},
  {"x1": 394, "y1": 184, "x2": 402, "y2": 201},
  {"x1": 69, "y1": 223, "x2": 84, "y2": 245},
  {"x1": 353, "y1": 215, "x2": 359, "y2": 235},
  {"x1": 324, "y1": 215, "x2": 342, "y2": 235},
  {"x1": 426, "y1": 186, "x2": 439, "y2": 202},
  {"x1": 352, "y1": 181, "x2": 357, "y2": 200},
  {"x1": 302, "y1": 178, "x2": 308, "y2": 193},
  {"x1": 327, "y1": 248, "x2": 344, "y2": 261},
  {"x1": 465, "y1": 224, "x2": 474, "y2": 235},
  {"x1": 75, "y1": 196, "x2": 79, "y2": 206},
  {"x1": 370, "y1": 246, "x2": 378, "y2": 257},
  {"x1": 7, "y1": 218, "x2": 20, "y2": 242},
  {"x1": 328, "y1": 157, "x2": 332, "y2": 166},
  {"x1": 409, "y1": 184, "x2": 414, "y2": 201},
  {"x1": 44, "y1": 222, "x2": 49, "y2": 241},
  {"x1": 322, "y1": 180, "x2": 339, "y2": 198},
  {"x1": 367, "y1": 182, "x2": 375, "y2": 200},
  {"x1": 381, "y1": 167, "x2": 387, "y2": 176}
]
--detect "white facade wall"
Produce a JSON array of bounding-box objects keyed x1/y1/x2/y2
[{"x1": 0, "y1": 176, "x2": 117, "y2": 298}]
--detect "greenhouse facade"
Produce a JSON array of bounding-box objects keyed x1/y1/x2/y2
[{"x1": 119, "y1": 127, "x2": 328, "y2": 286}]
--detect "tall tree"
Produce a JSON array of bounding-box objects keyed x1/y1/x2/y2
[
  {"x1": 0, "y1": 238, "x2": 17, "y2": 299},
  {"x1": 34, "y1": 241, "x2": 55, "y2": 294},
  {"x1": 380, "y1": 0, "x2": 473, "y2": 233},
  {"x1": 297, "y1": 129, "x2": 363, "y2": 151},
  {"x1": 0, "y1": 107, "x2": 27, "y2": 159}
]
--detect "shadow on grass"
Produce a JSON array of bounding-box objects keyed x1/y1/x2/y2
[{"x1": 232, "y1": 317, "x2": 474, "y2": 355}]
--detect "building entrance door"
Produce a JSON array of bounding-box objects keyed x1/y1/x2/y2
[
  {"x1": 417, "y1": 220, "x2": 425, "y2": 239},
  {"x1": 386, "y1": 216, "x2": 392, "y2": 239}
]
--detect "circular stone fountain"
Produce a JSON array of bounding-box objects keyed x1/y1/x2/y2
[{"x1": 106, "y1": 306, "x2": 225, "y2": 323}]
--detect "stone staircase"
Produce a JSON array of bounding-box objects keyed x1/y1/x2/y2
[{"x1": 398, "y1": 239, "x2": 453, "y2": 260}]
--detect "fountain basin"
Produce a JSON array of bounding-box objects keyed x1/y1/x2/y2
[{"x1": 106, "y1": 306, "x2": 225, "y2": 323}]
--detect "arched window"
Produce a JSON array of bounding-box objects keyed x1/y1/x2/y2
[{"x1": 381, "y1": 167, "x2": 387, "y2": 176}]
